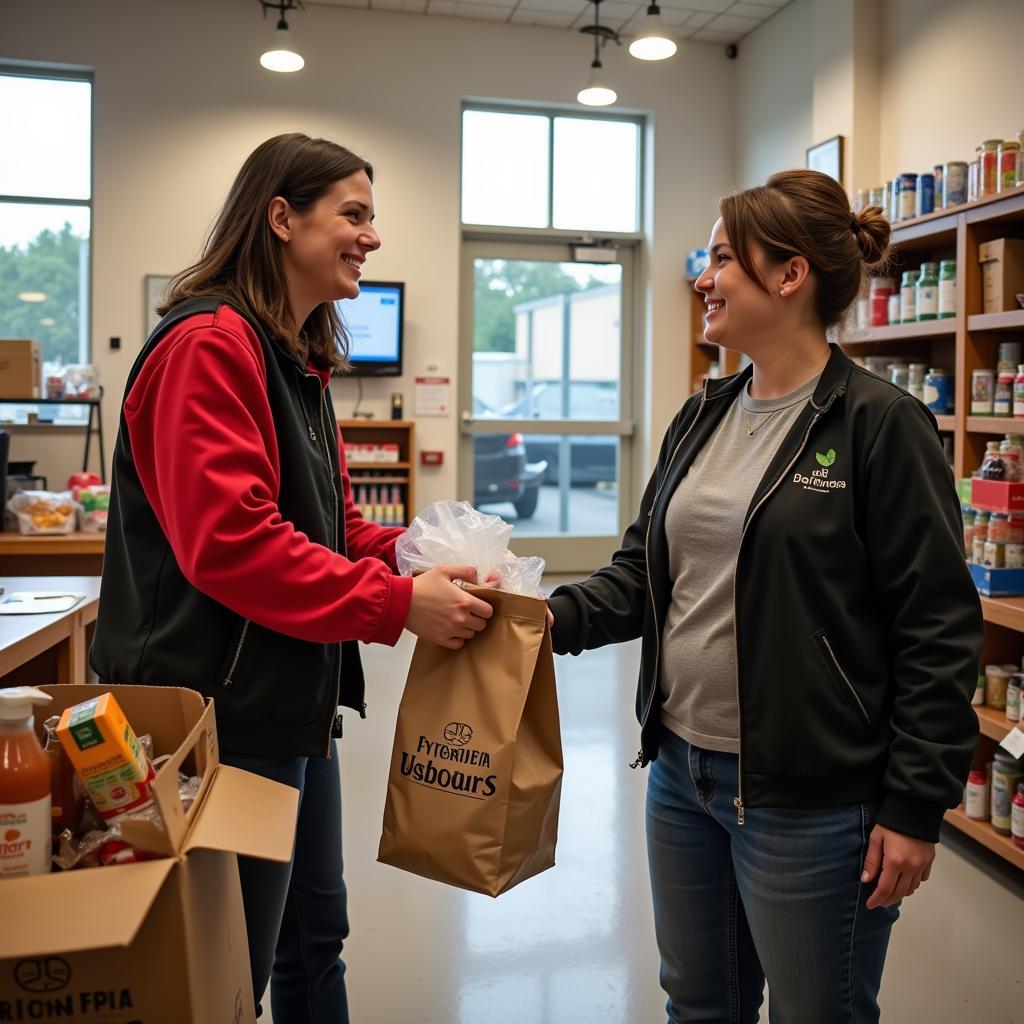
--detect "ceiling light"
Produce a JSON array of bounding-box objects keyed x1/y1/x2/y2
[
  {"x1": 577, "y1": 0, "x2": 620, "y2": 107},
  {"x1": 629, "y1": 4, "x2": 677, "y2": 61},
  {"x1": 260, "y1": 1, "x2": 305, "y2": 73},
  {"x1": 18, "y1": 292, "x2": 46, "y2": 303}
]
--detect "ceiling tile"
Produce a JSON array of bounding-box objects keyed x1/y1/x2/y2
[
  {"x1": 677, "y1": 0, "x2": 736, "y2": 12},
  {"x1": 728, "y1": 2, "x2": 780, "y2": 17},
  {"x1": 329, "y1": 0, "x2": 370, "y2": 7},
  {"x1": 683, "y1": 10, "x2": 715, "y2": 28},
  {"x1": 704, "y1": 12, "x2": 761, "y2": 32},
  {"x1": 452, "y1": 2, "x2": 512, "y2": 19},
  {"x1": 692, "y1": 27, "x2": 742, "y2": 41},
  {"x1": 510, "y1": 8, "x2": 581, "y2": 27},
  {"x1": 657, "y1": 8, "x2": 693, "y2": 25}
]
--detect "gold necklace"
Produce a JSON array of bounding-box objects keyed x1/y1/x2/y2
[{"x1": 742, "y1": 407, "x2": 781, "y2": 436}]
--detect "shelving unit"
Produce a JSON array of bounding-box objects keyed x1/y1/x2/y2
[
  {"x1": 337, "y1": 419, "x2": 415, "y2": 527},
  {"x1": 686, "y1": 276, "x2": 743, "y2": 392}
]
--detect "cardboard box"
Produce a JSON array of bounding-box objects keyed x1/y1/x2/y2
[
  {"x1": 970, "y1": 561, "x2": 1024, "y2": 597},
  {"x1": 970, "y1": 478, "x2": 1024, "y2": 513},
  {"x1": 0, "y1": 685, "x2": 299, "y2": 1023},
  {"x1": 978, "y1": 238, "x2": 1024, "y2": 314},
  {"x1": 0, "y1": 339, "x2": 42, "y2": 399}
]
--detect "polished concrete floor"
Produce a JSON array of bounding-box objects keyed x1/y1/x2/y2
[{"x1": 266, "y1": 589, "x2": 1024, "y2": 1024}]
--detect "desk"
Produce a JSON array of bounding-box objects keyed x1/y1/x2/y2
[
  {"x1": 0, "y1": 576, "x2": 101, "y2": 685},
  {"x1": 0, "y1": 532, "x2": 105, "y2": 576}
]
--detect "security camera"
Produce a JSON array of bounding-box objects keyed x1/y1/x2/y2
[{"x1": 725, "y1": 43, "x2": 738, "y2": 59}]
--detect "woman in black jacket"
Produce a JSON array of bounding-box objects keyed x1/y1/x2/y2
[{"x1": 548, "y1": 169, "x2": 982, "y2": 1023}]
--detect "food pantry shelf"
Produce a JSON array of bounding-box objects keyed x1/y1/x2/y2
[
  {"x1": 967, "y1": 310, "x2": 1024, "y2": 333},
  {"x1": 842, "y1": 321, "x2": 956, "y2": 344},
  {"x1": 980, "y1": 594, "x2": 1024, "y2": 632},
  {"x1": 974, "y1": 703, "x2": 1016, "y2": 743},
  {"x1": 944, "y1": 806, "x2": 1024, "y2": 871},
  {"x1": 966, "y1": 417, "x2": 1024, "y2": 434}
]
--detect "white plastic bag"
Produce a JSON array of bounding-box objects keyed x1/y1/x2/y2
[
  {"x1": 7, "y1": 490, "x2": 77, "y2": 534},
  {"x1": 396, "y1": 500, "x2": 545, "y2": 596}
]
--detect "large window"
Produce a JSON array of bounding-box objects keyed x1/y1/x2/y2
[
  {"x1": 461, "y1": 107, "x2": 641, "y2": 233},
  {"x1": 0, "y1": 70, "x2": 92, "y2": 375}
]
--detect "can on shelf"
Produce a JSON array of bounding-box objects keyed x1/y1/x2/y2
[
  {"x1": 991, "y1": 751, "x2": 1024, "y2": 835},
  {"x1": 889, "y1": 180, "x2": 900, "y2": 222},
  {"x1": 988, "y1": 512, "x2": 1011, "y2": 543},
  {"x1": 900, "y1": 270, "x2": 918, "y2": 322},
  {"x1": 869, "y1": 277, "x2": 895, "y2": 327},
  {"x1": 1006, "y1": 542, "x2": 1024, "y2": 569},
  {"x1": 915, "y1": 173, "x2": 935, "y2": 217},
  {"x1": 944, "y1": 161, "x2": 968, "y2": 206},
  {"x1": 933, "y1": 164, "x2": 944, "y2": 209},
  {"x1": 986, "y1": 663, "x2": 1012, "y2": 709},
  {"x1": 998, "y1": 140, "x2": 1019, "y2": 193},
  {"x1": 924, "y1": 367, "x2": 953, "y2": 413},
  {"x1": 971, "y1": 368, "x2": 995, "y2": 415},
  {"x1": 897, "y1": 173, "x2": 917, "y2": 220},
  {"x1": 996, "y1": 376, "x2": 1015, "y2": 416},
  {"x1": 1007, "y1": 673, "x2": 1023, "y2": 722},
  {"x1": 997, "y1": 342, "x2": 1022, "y2": 376}
]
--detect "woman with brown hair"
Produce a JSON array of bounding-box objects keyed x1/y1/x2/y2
[
  {"x1": 91, "y1": 133, "x2": 493, "y2": 1021},
  {"x1": 548, "y1": 169, "x2": 982, "y2": 1022}
]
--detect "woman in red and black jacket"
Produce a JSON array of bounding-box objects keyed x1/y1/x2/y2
[{"x1": 92, "y1": 134, "x2": 492, "y2": 1022}]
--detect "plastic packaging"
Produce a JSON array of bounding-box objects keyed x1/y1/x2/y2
[
  {"x1": 0, "y1": 687, "x2": 53, "y2": 879},
  {"x1": 396, "y1": 500, "x2": 545, "y2": 597},
  {"x1": 7, "y1": 490, "x2": 76, "y2": 534}
]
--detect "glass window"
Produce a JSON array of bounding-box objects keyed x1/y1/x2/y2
[
  {"x1": 461, "y1": 110, "x2": 550, "y2": 228},
  {"x1": 552, "y1": 117, "x2": 639, "y2": 232},
  {"x1": 0, "y1": 70, "x2": 92, "y2": 380},
  {"x1": 461, "y1": 107, "x2": 641, "y2": 232}
]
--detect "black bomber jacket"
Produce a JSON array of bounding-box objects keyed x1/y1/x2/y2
[{"x1": 548, "y1": 345, "x2": 983, "y2": 842}]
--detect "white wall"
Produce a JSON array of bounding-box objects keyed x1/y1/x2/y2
[
  {"x1": 734, "y1": 0, "x2": 814, "y2": 190},
  {"x1": 0, "y1": 0, "x2": 735, "y2": 511}
]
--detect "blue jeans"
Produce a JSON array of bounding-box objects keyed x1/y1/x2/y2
[
  {"x1": 646, "y1": 732, "x2": 900, "y2": 1024},
  {"x1": 221, "y1": 743, "x2": 349, "y2": 1024}
]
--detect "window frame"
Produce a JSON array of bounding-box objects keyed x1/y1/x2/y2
[
  {"x1": 460, "y1": 101, "x2": 645, "y2": 241},
  {"x1": 0, "y1": 63, "x2": 94, "y2": 369}
]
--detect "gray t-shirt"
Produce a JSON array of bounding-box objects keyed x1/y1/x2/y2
[{"x1": 658, "y1": 373, "x2": 820, "y2": 753}]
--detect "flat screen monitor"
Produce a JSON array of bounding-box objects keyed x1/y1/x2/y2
[{"x1": 335, "y1": 281, "x2": 404, "y2": 377}]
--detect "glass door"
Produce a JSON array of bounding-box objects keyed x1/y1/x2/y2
[{"x1": 458, "y1": 241, "x2": 635, "y2": 573}]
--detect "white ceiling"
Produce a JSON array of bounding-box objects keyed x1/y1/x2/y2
[{"x1": 308, "y1": 0, "x2": 793, "y2": 44}]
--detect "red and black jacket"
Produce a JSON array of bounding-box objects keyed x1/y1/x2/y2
[{"x1": 91, "y1": 298, "x2": 412, "y2": 758}]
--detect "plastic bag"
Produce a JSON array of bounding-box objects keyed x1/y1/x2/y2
[
  {"x1": 396, "y1": 500, "x2": 545, "y2": 597},
  {"x1": 7, "y1": 490, "x2": 76, "y2": 534},
  {"x1": 73, "y1": 484, "x2": 110, "y2": 533}
]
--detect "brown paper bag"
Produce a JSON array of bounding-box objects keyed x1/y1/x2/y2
[{"x1": 378, "y1": 585, "x2": 562, "y2": 897}]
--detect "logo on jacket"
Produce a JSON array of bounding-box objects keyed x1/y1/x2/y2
[{"x1": 794, "y1": 448, "x2": 846, "y2": 492}]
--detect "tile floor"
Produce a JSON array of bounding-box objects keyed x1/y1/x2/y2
[{"x1": 265, "y1": 589, "x2": 1024, "y2": 1024}]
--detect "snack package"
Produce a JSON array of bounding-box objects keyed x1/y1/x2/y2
[
  {"x1": 73, "y1": 484, "x2": 110, "y2": 533},
  {"x1": 7, "y1": 490, "x2": 76, "y2": 534},
  {"x1": 395, "y1": 500, "x2": 545, "y2": 596}
]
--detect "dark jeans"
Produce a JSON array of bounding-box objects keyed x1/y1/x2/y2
[
  {"x1": 221, "y1": 743, "x2": 349, "y2": 1023},
  {"x1": 646, "y1": 732, "x2": 900, "y2": 1024}
]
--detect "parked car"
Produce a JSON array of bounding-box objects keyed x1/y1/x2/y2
[
  {"x1": 504, "y1": 382, "x2": 618, "y2": 487},
  {"x1": 471, "y1": 398, "x2": 547, "y2": 519}
]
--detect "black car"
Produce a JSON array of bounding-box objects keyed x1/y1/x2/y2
[{"x1": 472, "y1": 399, "x2": 547, "y2": 519}]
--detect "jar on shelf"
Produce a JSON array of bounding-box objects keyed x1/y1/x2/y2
[
  {"x1": 991, "y1": 751, "x2": 1024, "y2": 835},
  {"x1": 980, "y1": 440, "x2": 1005, "y2": 477},
  {"x1": 908, "y1": 363, "x2": 926, "y2": 402},
  {"x1": 897, "y1": 173, "x2": 917, "y2": 221},
  {"x1": 985, "y1": 664, "x2": 1012, "y2": 709},
  {"x1": 965, "y1": 768, "x2": 989, "y2": 820},
  {"x1": 995, "y1": 375, "x2": 1015, "y2": 416},
  {"x1": 1013, "y1": 783, "x2": 1024, "y2": 850},
  {"x1": 937, "y1": 260, "x2": 956, "y2": 318},
  {"x1": 981, "y1": 139, "x2": 1001, "y2": 197},
  {"x1": 1007, "y1": 672, "x2": 1023, "y2": 722},
  {"x1": 900, "y1": 270, "x2": 918, "y2": 323},
  {"x1": 968, "y1": 150, "x2": 981, "y2": 203},
  {"x1": 915, "y1": 263, "x2": 939, "y2": 320},
  {"x1": 915, "y1": 173, "x2": 935, "y2": 217},
  {"x1": 998, "y1": 140, "x2": 1019, "y2": 193},
  {"x1": 971, "y1": 369, "x2": 995, "y2": 415},
  {"x1": 933, "y1": 165, "x2": 945, "y2": 209},
  {"x1": 869, "y1": 277, "x2": 896, "y2": 327},
  {"x1": 944, "y1": 161, "x2": 969, "y2": 207},
  {"x1": 887, "y1": 293, "x2": 900, "y2": 325},
  {"x1": 888, "y1": 363, "x2": 909, "y2": 390},
  {"x1": 924, "y1": 367, "x2": 953, "y2": 413},
  {"x1": 988, "y1": 512, "x2": 1011, "y2": 543},
  {"x1": 998, "y1": 342, "x2": 1022, "y2": 376}
]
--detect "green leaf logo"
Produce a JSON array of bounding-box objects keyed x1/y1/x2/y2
[{"x1": 815, "y1": 449, "x2": 837, "y2": 467}]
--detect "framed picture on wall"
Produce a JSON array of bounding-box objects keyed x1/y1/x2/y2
[
  {"x1": 144, "y1": 275, "x2": 173, "y2": 337},
  {"x1": 806, "y1": 135, "x2": 844, "y2": 183}
]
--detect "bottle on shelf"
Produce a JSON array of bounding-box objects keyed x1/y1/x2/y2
[{"x1": 915, "y1": 262, "x2": 939, "y2": 321}]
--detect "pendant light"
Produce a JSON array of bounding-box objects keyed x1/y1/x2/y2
[
  {"x1": 260, "y1": 0, "x2": 305, "y2": 73},
  {"x1": 628, "y1": 4, "x2": 678, "y2": 61},
  {"x1": 577, "y1": 0, "x2": 620, "y2": 107}
]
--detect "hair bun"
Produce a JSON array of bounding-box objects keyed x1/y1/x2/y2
[{"x1": 852, "y1": 206, "x2": 892, "y2": 267}]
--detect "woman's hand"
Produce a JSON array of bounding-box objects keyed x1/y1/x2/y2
[
  {"x1": 861, "y1": 824, "x2": 935, "y2": 909},
  {"x1": 406, "y1": 565, "x2": 494, "y2": 650}
]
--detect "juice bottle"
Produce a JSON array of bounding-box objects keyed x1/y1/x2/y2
[{"x1": 0, "y1": 687, "x2": 53, "y2": 879}]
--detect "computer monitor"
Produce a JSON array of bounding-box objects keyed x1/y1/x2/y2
[{"x1": 335, "y1": 281, "x2": 404, "y2": 377}]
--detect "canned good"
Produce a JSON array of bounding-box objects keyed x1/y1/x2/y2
[
  {"x1": 997, "y1": 342, "x2": 1022, "y2": 375},
  {"x1": 965, "y1": 768, "x2": 989, "y2": 820},
  {"x1": 869, "y1": 277, "x2": 895, "y2": 327},
  {"x1": 971, "y1": 368, "x2": 995, "y2": 415},
  {"x1": 981, "y1": 139, "x2": 1001, "y2": 197},
  {"x1": 924, "y1": 367, "x2": 953, "y2": 413},
  {"x1": 989, "y1": 512, "x2": 1011, "y2": 543},
  {"x1": 933, "y1": 165, "x2": 944, "y2": 210},
  {"x1": 986, "y1": 664, "x2": 1012, "y2": 709},
  {"x1": 998, "y1": 141, "x2": 1019, "y2": 193},
  {"x1": 991, "y1": 752, "x2": 1024, "y2": 835},
  {"x1": 938, "y1": 260, "x2": 956, "y2": 318},
  {"x1": 897, "y1": 173, "x2": 917, "y2": 220},
  {"x1": 915, "y1": 173, "x2": 935, "y2": 217},
  {"x1": 1006, "y1": 542, "x2": 1024, "y2": 569},
  {"x1": 944, "y1": 161, "x2": 968, "y2": 206},
  {"x1": 1007, "y1": 673, "x2": 1023, "y2": 721},
  {"x1": 996, "y1": 376, "x2": 1014, "y2": 416},
  {"x1": 916, "y1": 262, "x2": 938, "y2": 320},
  {"x1": 984, "y1": 540, "x2": 1005, "y2": 568}
]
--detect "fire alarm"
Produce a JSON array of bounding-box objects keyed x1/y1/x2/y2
[{"x1": 420, "y1": 451, "x2": 443, "y2": 467}]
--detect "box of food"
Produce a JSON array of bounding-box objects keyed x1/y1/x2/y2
[
  {"x1": 979, "y1": 238, "x2": 1024, "y2": 315},
  {"x1": 970, "y1": 561, "x2": 1024, "y2": 597},
  {"x1": 0, "y1": 339, "x2": 42, "y2": 399},
  {"x1": 0, "y1": 685, "x2": 299, "y2": 1023},
  {"x1": 970, "y1": 478, "x2": 1024, "y2": 513}
]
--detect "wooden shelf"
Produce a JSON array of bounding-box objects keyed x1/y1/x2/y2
[
  {"x1": 981, "y1": 594, "x2": 1024, "y2": 632},
  {"x1": 966, "y1": 417, "x2": 1024, "y2": 434},
  {"x1": 842, "y1": 320, "x2": 956, "y2": 344},
  {"x1": 888, "y1": 184, "x2": 1024, "y2": 236},
  {"x1": 348, "y1": 475, "x2": 409, "y2": 485},
  {"x1": 967, "y1": 310, "x2": 1024, "y2": 333},
  {"x1": 974, "y1": 703, "x2": 1017, "y2": 743},
  {"x1": 0, "y1": 532, "x2": 105, "y2": 556},
  {"x1": 934, "y1": 415, "x2": 955, "y2": 431},
  {"x1": 944, "y1": 805, "x2": 1024, "y2": 870}
]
